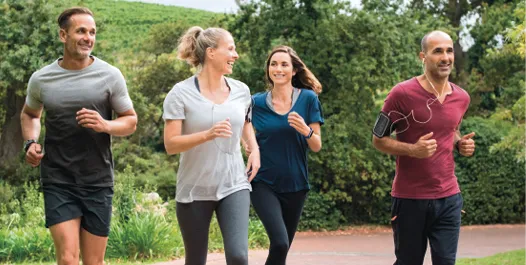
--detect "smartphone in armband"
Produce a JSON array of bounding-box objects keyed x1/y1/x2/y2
[{"x1": 372, "y1": 112, "x2": 394, "y2": 138}]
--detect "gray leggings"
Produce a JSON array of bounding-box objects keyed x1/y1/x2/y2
[{"x1": 176, "y1": 189, "x2": 250, "y2": 265}]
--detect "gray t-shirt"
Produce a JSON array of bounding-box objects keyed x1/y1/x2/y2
[
  {"x1": 26, "y1": 56, "x2": 133, "y2": 187},
  {"x1": 163, "y1": 76, "x2": 252, "y2": 203}
]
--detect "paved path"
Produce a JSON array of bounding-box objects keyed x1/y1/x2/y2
[{"x1": 155, "y1": 224, "x2": 525, "y2": 265}]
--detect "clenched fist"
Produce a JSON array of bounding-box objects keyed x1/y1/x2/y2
[{"x1": 410, "y1": 132, "x2": 437, "y2": 159}]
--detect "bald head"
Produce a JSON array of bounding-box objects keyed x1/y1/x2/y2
[{"x1": 421, "y1": 31, "x2": 453, "y2": 53}]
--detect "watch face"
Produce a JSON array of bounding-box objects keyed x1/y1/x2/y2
[{"x1": 24, "y1": 140, "x2": 36, "y2": 152}]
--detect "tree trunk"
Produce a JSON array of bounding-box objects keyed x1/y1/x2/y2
[
  {"x1": 447, "y1": 0, "x2": 469, "y2": 85},
  {"x1": 0, "y1": 86, "x2": 25, "y2": 171},
  {"x1": 454, "y1": 41, "x2": 468, "y2": 86}
]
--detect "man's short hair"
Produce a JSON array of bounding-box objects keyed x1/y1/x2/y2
[
  {"x1": 57, "y1": 7, "x2": 94, "y2": 30},
  {"x1": 421, "y1": 32, "x2": 431, "y2": 52},
  {"x1": 421, "y1": 30, "x2": 452, "y2": 52}
]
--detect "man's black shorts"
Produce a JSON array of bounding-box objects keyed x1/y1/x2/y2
[{"x1": 43, "y1": 184, "x2": 113, "y2": 237}]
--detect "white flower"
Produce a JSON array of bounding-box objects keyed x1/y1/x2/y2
[{"x1": 145, "y1": 192, "x2": 161, "y2": 202}]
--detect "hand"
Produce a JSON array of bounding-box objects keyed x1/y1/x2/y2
[
  {"x1": 76, "y1": 108, "x2": 109, "y2": 133},
  {"x1": 458, "y1": 132, "x2": 475, "y2": 157},
  {"x1": 288, "y1": 112, "x2": 309, "y2": 136},
  {"x1": 410, "y1": 132, "x2": 437, "y2": 158},
  {"x1": 246, "y1": 148, "x2": 260, "y2": 182},
  {"x1": 26, "y1": 143, "x2": 44, "y2": 167},
  {"x1": 207, "y1": 118, "x2": 232, "y2": 140}
]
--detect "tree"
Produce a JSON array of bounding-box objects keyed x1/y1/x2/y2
[
  {"x1": 485, "y1": 2, "x2": 525, "y2": 163},
  {"x1": 142, "y1": 22, "x2": 191, "y2": 56},
  {"x1": 465, "y1": 0, "x2": 523, "y2": 114},
  {"x1": 408, "y1": 0, "x2": 517, "y2": 85},
  {"x1": 127, "y1": 53, "x2": 192, "y2": 148},
  {"x1": 0, "y1": 0, "x2": 61, "y2": 171},
  {"x1": 505, "y1": 3, "x2": 526, "y2": 58}
]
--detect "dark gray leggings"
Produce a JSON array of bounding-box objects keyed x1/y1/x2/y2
[
  {"x1": 250, "y1": 182, "x2": 308, "y2": 265},
  {"x1": 176, "y1": 189, "x2": 250, "y2": 265}
]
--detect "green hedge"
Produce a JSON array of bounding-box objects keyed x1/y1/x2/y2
[{"x1": 455, "y1": 117, "x2": 525, "y2": 224}]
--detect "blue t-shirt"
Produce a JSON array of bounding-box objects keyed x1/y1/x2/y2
[{"x1": 252, "y1": 89, "x2": 324, "y2": 193}]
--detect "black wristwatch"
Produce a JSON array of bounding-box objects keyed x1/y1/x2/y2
[
  {"x1": 304, "y1": 127, "x2": 314, "y2": 139},
  {"x1": 23, "y1": 139, "x2": 36, "y2": 153}
]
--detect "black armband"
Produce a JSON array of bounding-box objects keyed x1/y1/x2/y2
[
  {"x1": 372, "y1": 111, "x2": 394, "y2": 138},
  {"x1": 245, "y1": 97, "x2": 255, "y2": 123}
]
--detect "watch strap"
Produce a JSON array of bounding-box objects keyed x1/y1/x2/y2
[
  {"x1": 305, "y1": 127, "x2": 314, "y2": 139},
  {"x1": 23, "y1": 139, "x2": 36, "y2": 153}
]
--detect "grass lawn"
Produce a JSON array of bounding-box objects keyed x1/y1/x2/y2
[{"x1": 457, "y1": 249, "x2": 525, "y2": 265}]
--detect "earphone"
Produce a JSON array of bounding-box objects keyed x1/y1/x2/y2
[
  {"x1": 386, "y1": 57, "x2": 446, "y2": 135},
  {"x1": 387, "y1": 98, "x2": 438, "y2": 135}
]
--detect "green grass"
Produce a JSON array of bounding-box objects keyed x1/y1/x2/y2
[
  {"x1": 81, "y1": 0, "x2": 222, "y2": 52},
  {"x1": 47, "y1": 0, "x2": 222, "y2": 55},
  {"x1": 457, "y1": 249, "x2": 525, "y2": 265}
]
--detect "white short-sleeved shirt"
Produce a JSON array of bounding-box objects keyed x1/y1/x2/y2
[{"x1": 163, "y1": 76, "x2": 252, "y2": 202}]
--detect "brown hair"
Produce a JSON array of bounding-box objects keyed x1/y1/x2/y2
[
  {"x1": 57, "y1": 7, "x2": 94, "y2": 30},
  {"x1": 265, "y1": 45, "x2": 322, "y2": 94},
  {"x1": 177, "y1": 26, "x2": 230, "y2": 69}
]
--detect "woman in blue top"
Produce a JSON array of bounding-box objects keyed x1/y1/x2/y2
[{"x1": 249, "y1": 45, "x2": 323, "y2": 265}]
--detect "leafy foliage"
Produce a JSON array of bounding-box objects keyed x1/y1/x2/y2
[
  {"x1": 456, "y1": 117, "x2": 525, "y2": 224},
  {"x1": 0, "y1": 0, "x2": 61, "y2": 91},
  {"x1": 0, "y1": 0, "x2": 62, "y2": 167}
]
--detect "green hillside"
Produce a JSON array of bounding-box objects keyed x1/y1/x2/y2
[{"x1": 58, "y1": 0, "x2": 222, "y2": 52}]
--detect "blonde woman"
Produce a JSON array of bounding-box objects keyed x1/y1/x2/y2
[{"x1": 163, "y1": 26, "x2": 260, "y2": 265}]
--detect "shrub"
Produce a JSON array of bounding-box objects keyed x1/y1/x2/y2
[
  {"x1": 299, "y1": 191, "x2": 346, "y2": 231},
  {"x1": 107, "y1": 212, "x2": 182, "y2": 259},
  {"x1": 456, "y1": 117, "x2": 525, "y2": 224},
  {"x1": 0, "y1": 227, "x2": 54, "y2": 262}
]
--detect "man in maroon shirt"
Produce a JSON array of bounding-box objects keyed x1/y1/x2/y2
[{"x1": 372, "y1": 31, "x2": 476, "y2": 265}]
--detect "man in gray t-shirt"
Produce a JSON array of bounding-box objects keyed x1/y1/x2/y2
[{"x1": 20, "y1": 7, "x2": 136, "y2": 265}]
